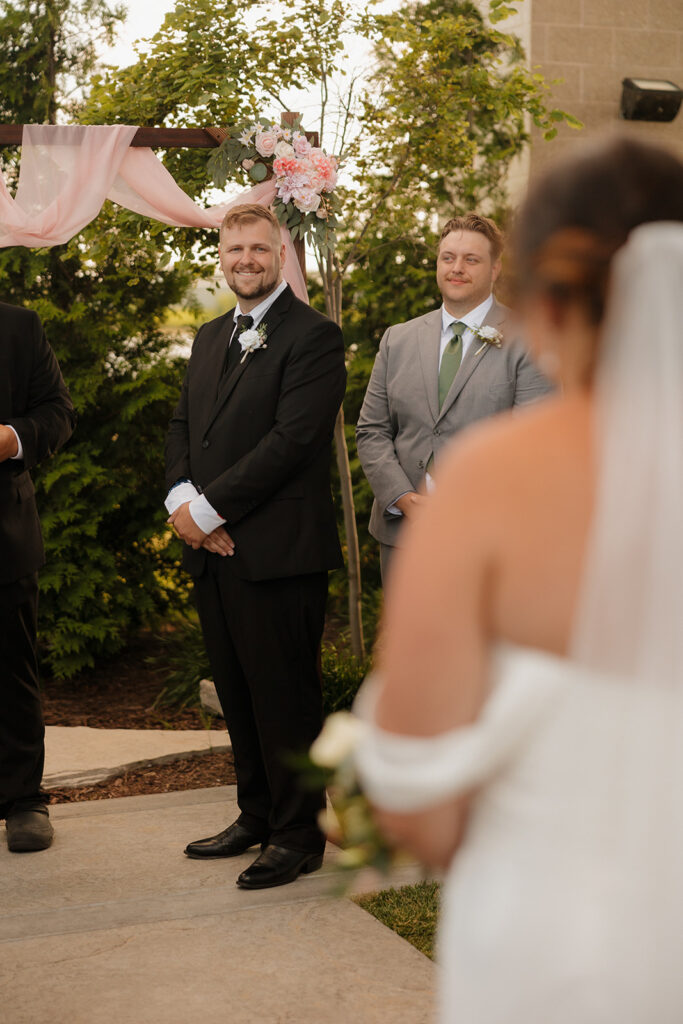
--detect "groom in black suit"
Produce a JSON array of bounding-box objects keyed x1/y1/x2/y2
[
  {"x1": 1, "y1": 302, "x2": 75, "y2": 852},
  {"x1": 165, "y1": 204, "x2": 346, "y2": 889}
]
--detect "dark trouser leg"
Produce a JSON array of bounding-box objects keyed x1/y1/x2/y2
[
  {"x1": 0, "y1": 578, "x2": 44, "y2": 820},
  {"x1": 195, "y1": 558, "x2": 327, "y2": 854},
  {"x1": 194, "y1": 563, "x2": 270, "y2": 840}
]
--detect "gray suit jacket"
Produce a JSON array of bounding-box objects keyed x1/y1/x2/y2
[{"x1": 356, "y1": 298, "x2": 552, "y2": 546}]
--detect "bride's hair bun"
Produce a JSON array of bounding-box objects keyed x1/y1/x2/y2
[
  {"x1": 529, "y1": 228, "x2": 615, "y2": 324},
  {"x1": 512, "y1": 135, "x2": 683, "y2": 323}
]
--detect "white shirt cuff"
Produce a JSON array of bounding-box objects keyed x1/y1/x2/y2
[
  {"x1": 164, "y1": 481, "x2": 200, "y2": 515},
  {"x1": 6, "y1": 425, "x2": 23, "y2": 460},
  {"x1": 424, "y1": 472, "x2": 435, "y2": 494},
  {"x1": 386, "y1": 491, "x2": 411, "y2": 516},
  {"x1": 188, "y1": 494, "x2": 225, "y2": 534}
]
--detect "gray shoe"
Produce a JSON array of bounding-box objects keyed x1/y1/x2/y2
[{"x1": 6, "y1": 807, "x2": 54, "y2": 852}]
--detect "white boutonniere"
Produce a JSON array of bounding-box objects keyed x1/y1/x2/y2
[
  {"x1": 472, "y1": 324, "x2": 503, "y2": 356},
  {"x1": 238, "y1": 323, "x2": 268, "y2": 363}
]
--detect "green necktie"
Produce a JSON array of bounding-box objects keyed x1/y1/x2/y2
[{"x1": 438, "y1": 321, "x2": 466, "y2": 408}]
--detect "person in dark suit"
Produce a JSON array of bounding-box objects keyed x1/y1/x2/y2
[
  {"x1": 0, "y1": 302, "x2": 75, "y2": 852},
  {"x1": 165, "y1": 204, "x2": 346, "y2": 890}
]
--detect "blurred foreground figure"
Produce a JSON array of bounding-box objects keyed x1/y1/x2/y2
[
  {"x1": 355, "y1": 138, "x2": 683, "y2": 1022},
  {"x1": 0, "y1": 303, "x2": 75, "y2": 852}
]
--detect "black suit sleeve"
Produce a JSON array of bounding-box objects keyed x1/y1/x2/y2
[
  {"x1": 203, "y1": 319, "x2": 346, "y2": 525},
  {"x1": 6, "y1": 312, "x2": 75, "y2": 470},
  {"x1": 164, "y1": 362, "x2": 194, "y2": 490}
]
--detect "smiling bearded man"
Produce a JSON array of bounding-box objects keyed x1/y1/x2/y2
[
  {"x1": 165, "y1": 204, "x2": 346, "y2": 889},
  {"x1": 356, "y1": 213, "x2": 552, "y2": 581}
]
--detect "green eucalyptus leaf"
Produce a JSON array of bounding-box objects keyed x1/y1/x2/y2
[{"x1": 249, "y1": 162, "x2": 268, "y2": 182}]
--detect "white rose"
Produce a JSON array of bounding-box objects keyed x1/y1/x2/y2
[
  {"x1": 478, "y1": 325, "x2": 501, "y2": 340},
  {"x1": 274, "y1": 140, "x2": 295, "y2": 159},
  {"x1": 310, "y1": 712, "x2": 363, "y2": 768}
]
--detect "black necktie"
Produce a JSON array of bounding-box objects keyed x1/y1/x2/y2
[{"x1": 222, "y1": 313, "x2": 254, "y2": 377}]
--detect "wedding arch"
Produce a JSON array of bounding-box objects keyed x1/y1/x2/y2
[{"x1": 0, "y1": 116, "x2": 365, "y2": 659}]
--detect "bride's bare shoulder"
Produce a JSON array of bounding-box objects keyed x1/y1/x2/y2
[{"x1": 436, "y1": 393, "x2": 592, "y2": 499}]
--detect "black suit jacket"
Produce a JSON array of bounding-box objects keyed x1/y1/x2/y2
[
  {"x1": 0, "y1": 302, "x2": 76, "y2": 586},
  {"x1": 165, "y1": 285, "x2": 346, "y2": 581}
]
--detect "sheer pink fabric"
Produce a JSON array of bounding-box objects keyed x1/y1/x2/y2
[{"x1": 0, "y1": 124, "x2": 308, "y2": 301}]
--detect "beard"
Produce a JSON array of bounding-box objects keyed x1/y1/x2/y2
[{"x1": 227, "y1": 265, "x2": 280, "y2": 301}]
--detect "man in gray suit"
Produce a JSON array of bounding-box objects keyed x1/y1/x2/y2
[{"x1": 357, "y1": 213, "x2": 551, "y2": 579}]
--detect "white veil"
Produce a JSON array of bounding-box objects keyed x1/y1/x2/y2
[{"x1": 571, "y1": 222, "x2": 683, "y2": 685}]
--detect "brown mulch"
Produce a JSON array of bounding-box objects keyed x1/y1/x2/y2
[
  {"x1": 41, "y1": 634, "x2": 233, "y2": 801},
  {"x1": 41, "y1": 634, "x2": 210, "y2": 730},
  {"x1": 47, "y1": 750, "x2": 235, "y2": 805}
]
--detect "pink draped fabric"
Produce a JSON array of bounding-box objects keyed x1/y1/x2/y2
[{"x1": 0, "y1": 124, "x2": 308, "y2": 301}]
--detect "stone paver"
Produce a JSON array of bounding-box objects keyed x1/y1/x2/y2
[
  {"x1": 44, "y1": 725, "x2": 230, "y2": 788},
  {"x1": 0, "y1": 786, "x2": 436, "y2": 1024}
]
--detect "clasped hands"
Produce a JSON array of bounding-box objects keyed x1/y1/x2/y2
[
  {"x1": 0, "y1": 425, "x2": 19, "y2": 463},
  {"x1": 167, "y1": 502, "x2": 235, "y2": 556}
]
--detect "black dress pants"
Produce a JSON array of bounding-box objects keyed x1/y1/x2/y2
[
  {"x1": 0, "y1": 574, "x2": 44, "y2": 819},
  {"x1": 194, "y1": 555, "x2": 327, "y2": 854}
]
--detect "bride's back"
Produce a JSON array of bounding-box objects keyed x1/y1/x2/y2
[
  {"x1": 457, "y1": 390, "x2": 595, "y2": 657},
  {"x1": 378, "y1": 137, "x2": 683, "y2": 737}
]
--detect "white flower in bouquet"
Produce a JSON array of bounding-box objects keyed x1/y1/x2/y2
[
  {"x1": 274, "y1": 140, "x2": 295, "y2": 159},
  {"x1": 310, "y1": 711, "x2": 364, "y2": 769}
]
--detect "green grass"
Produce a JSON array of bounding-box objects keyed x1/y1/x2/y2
[{"x1": 355, "y1": 881, "x2": 440, "y2": 960}]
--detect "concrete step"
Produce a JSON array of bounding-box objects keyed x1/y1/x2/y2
[{"x1": 0, "y1": 786, "x2": 435, "y2": 1024}]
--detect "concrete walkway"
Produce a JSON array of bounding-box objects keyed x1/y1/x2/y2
[
  {"x1": 2, "y1": 735, "x2": 436, "y2": 1024},
  {"x1": 44, "y1": 725, "x2": 230, "y2": 788}
]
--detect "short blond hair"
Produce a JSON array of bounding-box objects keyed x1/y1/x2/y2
[
  {"x1": 439, "y1": 213, "x2": 503, "y2": 261},
  {"x1": 220, "y1": 203, "x2": 280, "y2": 241}
]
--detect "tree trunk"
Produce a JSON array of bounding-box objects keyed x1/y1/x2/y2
[{"x1": 321, "y1": 254, "x2": 365, "y2": 660}]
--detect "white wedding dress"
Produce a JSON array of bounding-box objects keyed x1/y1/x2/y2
[{"x1": 354, "y1": 224, "x2": 683, "y2": 1022}]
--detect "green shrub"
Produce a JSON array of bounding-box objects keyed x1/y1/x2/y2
[
  {"x1": 153, "y1": 618, "x2": 371, "y2": 715},
  {"x1": 321, "y1": 643, "x2": 372, "y2": 716}
]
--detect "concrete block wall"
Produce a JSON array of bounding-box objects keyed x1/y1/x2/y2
[{"x1": 528, "y1": 0, "x2": 683, "y2": 173}]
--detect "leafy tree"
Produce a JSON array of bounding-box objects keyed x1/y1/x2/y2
[
  {"x1": 0, "y1": 0, "x2": 125, "y2": 124},
  {"x1": 0, "y1": 0, "x2": 197, "y2": 675},
  {"x1": 0, "y1": 0, "x2": 371, "y2": 674}
]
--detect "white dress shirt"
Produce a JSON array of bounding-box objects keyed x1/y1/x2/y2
[
  {"x1": 5, "y1": 424, "x2": 23, "y2": 460},
  {"x1": 388, "y1": 293, "x2": 494, "y2": 512},
  {"x1": 165, "y1": 279, "x2": 288, "y2": 533},
  {"x1": 439, "y1": 293, "x2": 493, "y2": 366}
]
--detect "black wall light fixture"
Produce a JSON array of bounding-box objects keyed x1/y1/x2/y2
[{"x1": 621, "y1": 78, "x2": 682, "y2": 122}]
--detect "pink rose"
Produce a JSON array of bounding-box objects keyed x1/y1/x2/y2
[
  {"x1": 254, "y1": 130, "x2": 278, "y2": 158},
  {"x1": 292, "y1": 132, "x2": 311, "y2": 157}
]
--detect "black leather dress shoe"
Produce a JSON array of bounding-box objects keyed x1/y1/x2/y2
[
  {"x1": 236, "y1": 844, "x2": 324, "y2": 889},
  {"x1": 6, "y1": 806, "x2": 54, "y2": 853},
  {"x1": 184, "y1": 821, "x2": 267, "y2": 859}
]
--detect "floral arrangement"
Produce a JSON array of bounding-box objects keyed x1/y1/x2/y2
[
  {"x1": 471, "y1": 324, "x2": 503, "y2": 356},
  {"x1": 208, "y1": 117, "x2": 339, "y2": 255}
]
